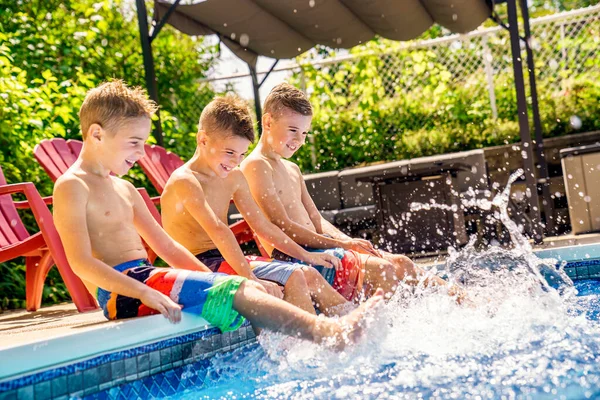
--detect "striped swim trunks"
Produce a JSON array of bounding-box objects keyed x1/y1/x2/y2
[{"x1": 96, "y1": 259, "x2": 246, "y2": 332}]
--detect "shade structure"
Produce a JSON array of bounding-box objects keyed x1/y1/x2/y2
[{"x1": 155, "y1": 0, "x2": 492, "y2": 66}]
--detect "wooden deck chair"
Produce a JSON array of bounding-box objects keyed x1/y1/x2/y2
[
  {"x1": 138, "y1": 144, "x2": 268, "y2": 257},
  {"x1": 0, "y1": 165, "x2": 97, "y2": 312}
]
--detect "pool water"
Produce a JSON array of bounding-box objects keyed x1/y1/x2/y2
[
  {"x1": 166, "y1": 171, "x2": 600, "y2": 400},
  {"x1": 167, "y1": 273, "x2": 600, "y2": 400}
]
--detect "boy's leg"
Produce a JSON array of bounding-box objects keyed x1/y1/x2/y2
[
  {"x1": 359, "y1": 254, "x2": 400, "y2": 298},
  {"x1": 300, "y1": 266, "x2": 349, "y2": 316},
  {"x1": 282, "y1": 269, "x2": 318, "y2": 315},
  {"x1": 232, "y1": 280, "x2": 385, "y2": 347},
  {"x1": 365, "y1": 252, "x2": 469, "y2": 303}
]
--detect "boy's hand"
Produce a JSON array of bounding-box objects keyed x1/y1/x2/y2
[
  {"x1": 343, "y1": 238, "x2": 381, "y2": 257},
  {"x1": 140, "y1": 288, "x2": 183, "y2": 324},
  {"x1": 305, "y1": 252, "x2": 342, "y2": 270},
  {"x1": 254, "y1": 278, "x2": 284, "y2": 299}
]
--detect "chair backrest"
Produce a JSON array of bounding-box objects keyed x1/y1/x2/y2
[
  {"x1": 137, "y1": 144, "x2": 184, "y2": 194},
  {"x1": 0, "y1": 166, "x2": 30, "y2": 248},
  {"x1": 34, "y1": 138, "x2": 83, "y2": 182}
]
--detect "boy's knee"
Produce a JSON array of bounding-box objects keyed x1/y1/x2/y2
[
  {"x1": 285, "y1": 269, "x2": 308, "y2": 290},
  {"x1": 241, "y1": 279, "x2": 266, "y2": 294},
  {"x1": 376, "y1": 260, "x2": 398, "y2": 281},
  {"x1": 300, "y1": 266, "x2": 321, "y2": 285}
]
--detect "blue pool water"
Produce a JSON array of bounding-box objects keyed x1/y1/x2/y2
[{"x1": 165, "y1": 276, "x2": 600, "y2": 400}]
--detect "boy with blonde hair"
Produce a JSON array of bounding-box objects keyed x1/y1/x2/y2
[
  {"x1": 161, "y1": 95, "x2": 357, "y2": 315},
  {"x1": 241, "y1": 83, "x2": 465, "y2": 301},
  {"x1": 53, "y1": 80, "x2": 382, "y2": 346}
]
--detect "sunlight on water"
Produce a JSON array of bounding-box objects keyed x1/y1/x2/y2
[{"x1": 171, "y1": 171, "x2": 600, "y2": 400}]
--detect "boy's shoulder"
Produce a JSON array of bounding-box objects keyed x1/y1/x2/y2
[{"x1": 54, "y1": 169, "x2": 89, "y2": 196}]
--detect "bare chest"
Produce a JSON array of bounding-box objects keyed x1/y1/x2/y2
[
  {"x1": 85, "y1": 184, "x2": 134, "y2": 231},
  {"x1": 272, "y1": 165, "x2": 302, "y2": 205},
  {"x1": 199, "y1": 181, "x2": 235, "y2": 219}
]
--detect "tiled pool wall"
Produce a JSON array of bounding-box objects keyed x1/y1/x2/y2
[
  {"x1": 0, "y1": 324, "x2": 256, "y2": 400},
  {"x1": 563, "y1": 258, "x2": 600, "y2": 280},
  {"x1": 2, "y1": 258, "x2": 600, "y2": 400}
]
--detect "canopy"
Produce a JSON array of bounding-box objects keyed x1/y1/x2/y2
[{"x1": 155, "y1": 0, "x2": 492, "y2": 67}]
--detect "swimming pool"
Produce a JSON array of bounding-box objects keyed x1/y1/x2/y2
[{"x1": 1, "y1": 242, "x2": 598, "y2": 400}]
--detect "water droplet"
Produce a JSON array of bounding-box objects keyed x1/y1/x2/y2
[
  {"x1": 240, "y1": 34, "x2": 250, "y2": 47},
  {"x1": 309, "y1": 0, "x2": 315, "y2": 7},
  {"x1": 570, "y1": 115, "x2": 582, "y2": 130}
]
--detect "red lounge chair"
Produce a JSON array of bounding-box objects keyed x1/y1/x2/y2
[
  {"x1": 0, "y1": 165, "x2": 97, "y2": 312},
  {"x1": 138, "y1": 144, "x2": 268, "y2": 256}
]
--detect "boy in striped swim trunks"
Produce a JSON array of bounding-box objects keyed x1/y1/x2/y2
[
  {"x1": 53, "y1": 80, "x2": 383, "y2": 346},
  {"x1": 241, "y1": 83, "x2": 468, "y2": 303},
  {"x1": 161, "y1": 96, "x2": 360, "y2": 314}
]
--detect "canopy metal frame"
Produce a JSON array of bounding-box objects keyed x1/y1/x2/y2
[{"x1": 135, "y1": 0, "x2": 552, "y2": 243}]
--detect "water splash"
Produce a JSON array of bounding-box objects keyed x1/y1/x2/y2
[{"x1": 172, "y1": 171, "x2": 599, "y2": 400}]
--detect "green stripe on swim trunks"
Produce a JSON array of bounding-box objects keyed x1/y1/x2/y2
[{"x1": 202, "y1": 276, "x2": 246, "y2": 332}]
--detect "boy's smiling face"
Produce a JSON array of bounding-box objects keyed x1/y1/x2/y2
[
  {"x1": 198, "y1": 129, "x2": 251, "y2": 178},
  {"x1": 265, "y1": 108, "x2": 312, "y2": 158},
  {"x1": 89, "y1": 116, "x2": 151, "y2": 176}
]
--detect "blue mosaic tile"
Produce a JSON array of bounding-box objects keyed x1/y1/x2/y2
[
  {"x1": 136, "y1": 354, "x2": 149, "y2": 376},
  {"x1": 149, "y1": 382, "x2": 161, "y2": 398},
  {"x1": 171, "y1": 344, "x2": 182, "y2": 362},
  {"x1": 160, "y1": 347, "x2": 172, "y2": 365},
  {"x1": 123, "y1": 357, "x2": 136, "y2": 378},
  {"x1": 110, "y1": 360, "x2": 124, "y2": 383},
  {"x1": 589, "y1": 264, "x2": 600, "y2": 278},
  {"x1": 50, "y1": 375, "x2": 67, "y2": 398},
  {"x1": 98, "y1": 364, "x2": 112, "y2": 386},
  {"x1": 181, "y1": 342, "x2": 193, "y2": 361},
  {"x1": 33, "y1": 380, "x2": 50, "y2": 400},
  {"x1": 148, "y1": 351, "x2": 160, "y2": 370},
  {"x1": 67, "y1": 371, "x2": 83, "y2": 395},
  {"x1": 0, "y1": 390, "x2": 16, "y2": 400},
  {"x1": 16, "y1": 385, "x2": 33, "y2": 400}
]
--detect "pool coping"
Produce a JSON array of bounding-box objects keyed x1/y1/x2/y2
[{"x1": 0, "y1": 312, "x2": 215, "y2": 381}]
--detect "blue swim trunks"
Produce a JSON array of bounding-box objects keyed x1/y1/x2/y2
[
  {"x1": 96, "y1": 259, "x2": 246, "y2": 332},
  {"x1": 195, "y1": 248, "x2": 307, "y2": 287}
]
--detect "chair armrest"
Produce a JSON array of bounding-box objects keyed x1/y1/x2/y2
[
  {"x1": 150, "y1": 195, "x2": 161, "y2": 205},
  {"x1": 14, "y1": 195, "x2": 53, "y2": 209},
  {"x1": 0, "y1": 182, "x2": 39, "y2": 197},
  {"x1": 0, "y1": 182, "x2": 64, "y2": 251}
]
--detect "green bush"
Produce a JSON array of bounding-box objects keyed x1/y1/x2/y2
[
  {"x1": 290, "y1": 37, "x2": 600, "y2": 172},
  {"x1": 0, "y1": 0, "x2": 217, "y2": 310}
]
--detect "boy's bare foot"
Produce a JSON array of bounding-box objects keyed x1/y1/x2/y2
[{"x1": 315, "y1": 288, "x2": 385, "y2": 350}]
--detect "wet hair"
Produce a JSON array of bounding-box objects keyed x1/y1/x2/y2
[
  {"x1": 263, "y1": 82, "x2": 312, "y2": 119},
  {"x1": 78, "y1": 80, "x2": 157, "y2": 139},
  {"x1": 198, "y1": 95, "x2": 255, "y2": 142}
]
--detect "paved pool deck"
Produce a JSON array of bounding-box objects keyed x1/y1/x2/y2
[{"x1": 2, "y1": 232, "x2": 599, "y2": 350}]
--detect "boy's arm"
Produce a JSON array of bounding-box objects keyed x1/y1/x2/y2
[
  {"x1": 127, "y1": 183, "x2": 211, "y2": 273},
  {"x1": 242, "y1": 158, "x2": 352, "y2": 250},
  {"x1": 298, "y1": 166, "x2": 381, "y2": 256},
  {"x1": 53, "y1": 178, "x2": 182, "y2": 323},
  {"x1": 232, "y1": 173, "x2": 341, "y2": 269},
  {"x1": 171, "y1": 174, "x2": 282, "y2": 298}
]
